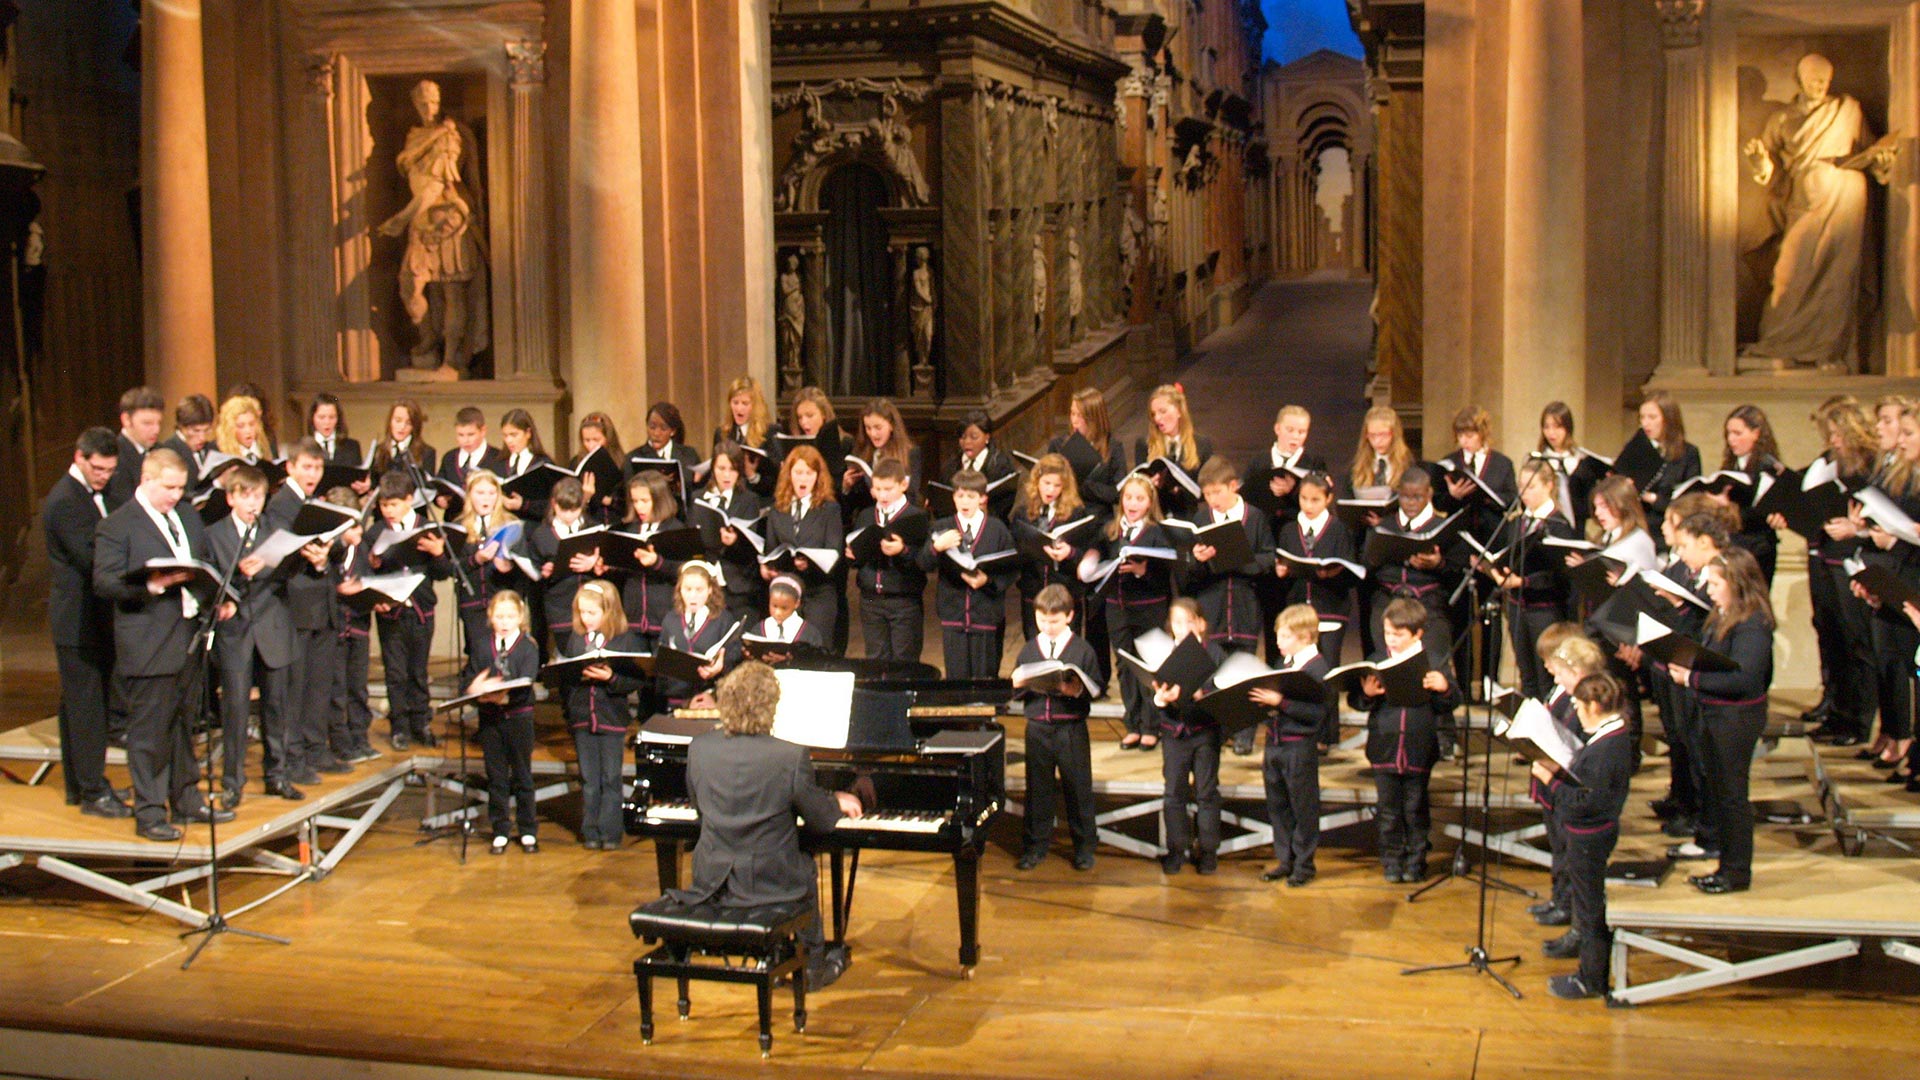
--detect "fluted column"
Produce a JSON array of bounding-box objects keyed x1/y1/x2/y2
[
  {"x1": 1655, "y1": 0, "x2": 1711, "y2": 375},
  {"x1": 506, "y1": 40, "x2": 552, "y2": 379},
  {"x1": 141, "y1": 0, "x2": 218, "y2": 404},
  {"x1": 568, "y1": 0, "x2": 648, "y2": 440}
]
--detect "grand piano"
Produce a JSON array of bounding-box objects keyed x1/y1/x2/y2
[{"x1": 624, "y1": 669, "x2": 1009, "y2": 974}]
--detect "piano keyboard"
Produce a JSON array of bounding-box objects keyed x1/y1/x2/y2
[{"x1": 639, "y1": 801, "x2": 953, "y2": 835}]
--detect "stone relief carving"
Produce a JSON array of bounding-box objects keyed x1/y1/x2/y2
[
  {"x1": 505, "y1": 40, "x2": 547, "y2": 86},
  {"x1": 773, "y1": 78, "x2": 932, "y2": 212}
]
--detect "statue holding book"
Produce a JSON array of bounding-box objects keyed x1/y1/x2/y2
[{"x1": 1739, "y1": 53, "x2": 1898, "y2": 372}]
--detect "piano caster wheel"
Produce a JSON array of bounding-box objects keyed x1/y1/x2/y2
[{"x1": 962, "y1": 967, "x2": 975, "y2": 981}]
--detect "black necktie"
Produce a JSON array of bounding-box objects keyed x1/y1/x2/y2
[
  {"x1": 1374, "y1": 458, "x2": 1388, "y2": 486},
  {"x1": 961, "y1": 521, "x2": 974, "y2": 548},
  {"x1": 498, "y1": 637, "x2": 508, "y2": 655},
  {"x1": 164, "y1": 515, "x2": 183, "y2": 547},
  {"x1": 1042, "y1": 509, "x2": 1054, "y2": 531},
  {"x1": 1302, "y1": 525, "x2": 1316, "y2": 549}
]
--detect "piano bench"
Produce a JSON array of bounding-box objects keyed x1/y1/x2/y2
[{"x1": 629, "y1": 896, "x2": 813, "y2": 1057}]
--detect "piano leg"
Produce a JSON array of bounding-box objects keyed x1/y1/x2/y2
[
  {"x1": 955, "y1": 849, "x2": 982, "y2": 974},
  {"x1": 826, "y1": 848, "x2": 854, "y2": 948},
  {"x1": 654, "y1": 841, "x2": 682, "y2": 893}
]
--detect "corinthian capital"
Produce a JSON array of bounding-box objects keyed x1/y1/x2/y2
[{"x1": 1655, "y1": 0, "x2": 1706, "y2": 50}]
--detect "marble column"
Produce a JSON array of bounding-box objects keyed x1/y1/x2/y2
[
  {"x1": 567, "y1": 0, "x2": 649, "y2": 441},
  {"x1": 1499, "y1": 0, "x2": 1587, "y2": 452},
  {"x1": 1655, "y1": 0, "x2": 1710, "y2": 376},
  {"x1": 140, "y1": 0, "x2": 218, "y2": 405},
  {"x1": 506, "y1": 40, "x2": 552, "y2": 380},
  {"x1": 291, "y1": 54, "x2": 337, "y2": 384}
]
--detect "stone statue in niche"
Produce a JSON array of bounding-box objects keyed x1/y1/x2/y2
[
  {"x1": 377, "y1": 79, "x2": 490, "y2": 377},
  {"x1": 1120, "y1": 191, "x2": 1143, "y2": 307},
  {"x1": 1739, "y1": 53, "x2": 1898, "y2": 372},
  {"x1": 1065, "y1": 226, "x2": 1084, "y2": 331},
  {"x1": 907, "y1": 246, "x2": 935, "y2": 371},
  {"x1": 1031, "y1": 234, "x2": 1048, "y2": 330},
  {"x1": 778, "y1": 253, "x2": 806, "y2": 375}
]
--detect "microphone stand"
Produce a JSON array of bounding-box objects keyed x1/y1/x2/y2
[
  {"x1": 179, "y1": 536, "x2": 293, "y2": 969},
  {"x1": 1402, "y1": 497, "x2": 1532, "y2": 999},
  {"x1": 396, "y1": 447, "x2": 479, "y2": 863}
]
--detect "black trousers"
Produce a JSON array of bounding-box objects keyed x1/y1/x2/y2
[
  {"x1": 1109, "y1": 623, "x2": 1155, "y2": 736},
  {"x1": 1373, "y1": 769, "x2": 1431, "y2": 873},
  {"x1": 286, "y1": 627, "x2": 339, "y2": 768},
  {"x1": 1871, "y1": 615, "x2": 1916, "y2": 742},
  {"x1": 377, "y1": 613, "x2": 435, "y2": 738},
  {"x1": 1698, "y1": 701, "x2": 1767, "y2": 886},
  {"x1": 941, "y1": 627, "x2": 1001, "y2": 681},
  {"x1": 124, "y1": 671, "x2": 206, "y2": 829},
  {"x1": 1160, "y1": 728, "x2": 1222, "y2": 857},
  {"x1": 479, "y1": 714, "x2": 538, "y2": 838},
  {"x1": 859, "y1": 592, "x2": 922, "y2": 663},
  {"x1": 1826, "y1": 563, "x2": 1878, "y2": 738},
  {"x1": 1508, "y1": 602, "x2": 1560, "y2": 702},
  {"x1": 216, "y1": 642, "x2": 289, "y2": 792},
  {"x1": 1652, "y1": 674, "x2": 1703, "y2": 818},
  {"x1": 56, "y1": 645, "x2": 113, "y2": 803},
  {"x1": 1564, "y1": 824, "x2": 1619, "y2": 987},
  {"x1": 335, "y1": 626, "x2": 373, "y2": 753},
  {"x1": 1544, "y1": 805, "x2": 1570, "y2": 907},
  {"x1": 1262, "y1": 737, "x2": 1320, "y2": 872},
  {"x1": 1023, "y1": 720, "x2": 1095, "y2": 855},
  {"x1": 573, "y1": 727, "x2": 626, "y2": 844}
]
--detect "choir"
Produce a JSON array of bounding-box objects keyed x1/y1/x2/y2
[{"x1": 50, "y1": 376, "x2": 1913, "y2": 1002}]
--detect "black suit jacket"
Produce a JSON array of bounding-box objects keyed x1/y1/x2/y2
[
  {"x1": 437, "y1": 445, "x2": 510, "y2": 489},
  {"x1": 314, "y1": 434, "x2": 362, "y2": 467},
  {"x1": 91, "y1": 498, "x2": 216, "y2": 677},
  {"x1": 672, "y1": 730, "x2": 843, "y2": 908},
  {"x1": 44, "y1": 472, "x2": 115, "y2": 649},
  {"x1": 105, "y1": 433, "x2": 149, "y2": 510},
  {"x1": 266, "y1": 484, "x2": 340, "y2": 632},
  {"x1": 209, "y1": 514, "x2": 294, "y2": 669}
]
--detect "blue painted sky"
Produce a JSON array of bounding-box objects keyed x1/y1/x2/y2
[{"x1": 1263, "y1": 0, "x2": 1363, "y2": 66}]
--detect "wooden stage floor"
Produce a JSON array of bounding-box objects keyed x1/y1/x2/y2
[{"x1": 3, "y1": 677, "x2": 1920, "y2": 1078}]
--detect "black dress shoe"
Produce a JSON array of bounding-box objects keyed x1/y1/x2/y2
[
  {"x1": 1548, "y1": 973, "x2": 1603, "y2": 1000},
  {"x1": 80, "y1": 794, "x2": 133, "y2": 819},
  {"x1": 1260, "y1": 864, "x2": 1294, "y2": 883},
  {"x1": 1535, "y1": 904, "x2": 1572, "y2": 927},
  {"x1": 389, "y1": 731, "x2": 411, "y2": 752},
  {"x1": 1871, "y1": 756, "x2": 1899, "y2": 770},
  {"x1": 1286, "y1": 870, "x2": 1315, "y2": 888},
  {"x1": 1648, "y1": 797, "x2": 1681, "y2": 820},
  {"x1": 1194, "y1": 854, "x2": 1218, "y2": 875},
  {"x1": 1688, "y1": 872, "x2": 1748, "y2": 894},
  {"x1": 137, "y1": 821, "x2": 184, "y2": 842},
  {"x1": 1071, "y1": 851, "x2": 1096, "y2": 871},
  {"x1": 170, "y1": 806, "x2": 236, "y2": 825},
  {"x1": 1800, "y1": 699, "x2": 1834, "y2": 724},
  {"x1": 1402, "y1": 865, "x2": 1427, "y2": 884},
  {"x1": 218, "y1": 787, "x2": 244, "y2": 812},
  {"x1": 112, "y1": 786, "x2": 133, "y2": 803},
  {"x1": 1906, "y1": 776, "x2": 1920, "y2": 794},
  {"x1": 311, "y1": 755, "x2": 354, "y2": 775},
  {"x1": 1159, "y1": 852, "x2": 1185, "y2": 874},
  {"x1": 1384, "y1": 868, "x2": 1406, "y2": 884},
  {"x1": 287, "y1": 767, "x2": 322, "y2": 786},
  {"x1": 265, "y1": 780, "x2": 306, "y2": 801},
  {"x1": 413, "y1": 729, "x2": 440, "y2": 749},
  {"x1": 1542, "y1": 931, "x2": 1583, "y2": 959},
  {"x1": 807, "y1": 949, "x2": 849, "y2": 990},
  {"x1": 1015, "y1": 850, "x2": 1045, "y2": 871}
]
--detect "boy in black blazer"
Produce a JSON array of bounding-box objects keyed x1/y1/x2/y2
[
  {"x1": 209, "y1": 467, "x2": 298, "y2": 803},
  {"x1": 849, "y1": 459, "x2": 928, "y2": 663},
  {"x1": 270, "y1": 440, "x2": 351, "y2": 781},
  {"x1": 45, "y1": 427, "x2": 129, "y2": 817},
  {"x1": 91, "y1": 448, "x2": 231, "y2": 841},
  {"x1": 1183, "y1": 457, "x2": 1277, "y2": 755},
  {"x1": 1011, "y1": 585, "x2": 1107, "y2": 871},
  {"x1": 920, "y1": 469, "x2": 1017, "y2": 680},
  {"x1": 1252, "y1": 604, "x2": 1334, "y2": 886},
  {"x1": 1350, "y1": 598, "x2": 1461, "y2": 883},
  {"x1": 436, "y1": 406, "x2": 509, "y2": 492},
  {"x1": 364, "y1": 470, "x2": 455, "y2": 751}
]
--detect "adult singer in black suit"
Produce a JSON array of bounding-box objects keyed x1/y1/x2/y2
[
  {"x1": 105, "y1": 386, "x2": 164, "y2": 510},
  {"x1": 45, "y1": 427, "x2": 130, "y2": 818},
  {"x1": 91, "y1": 448, "x2": 234, "y2": 841},
  {"x1": 670, "y1": 662, "x2": 865, "y2": 989}
]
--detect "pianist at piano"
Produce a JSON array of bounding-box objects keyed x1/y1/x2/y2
[{"x1": 664, "y1": 662, "x2": 865, "y2": 989}]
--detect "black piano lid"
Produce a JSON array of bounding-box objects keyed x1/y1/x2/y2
[{"x1": 846, "y1": 688, "x2": 918, "y2": 753}]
